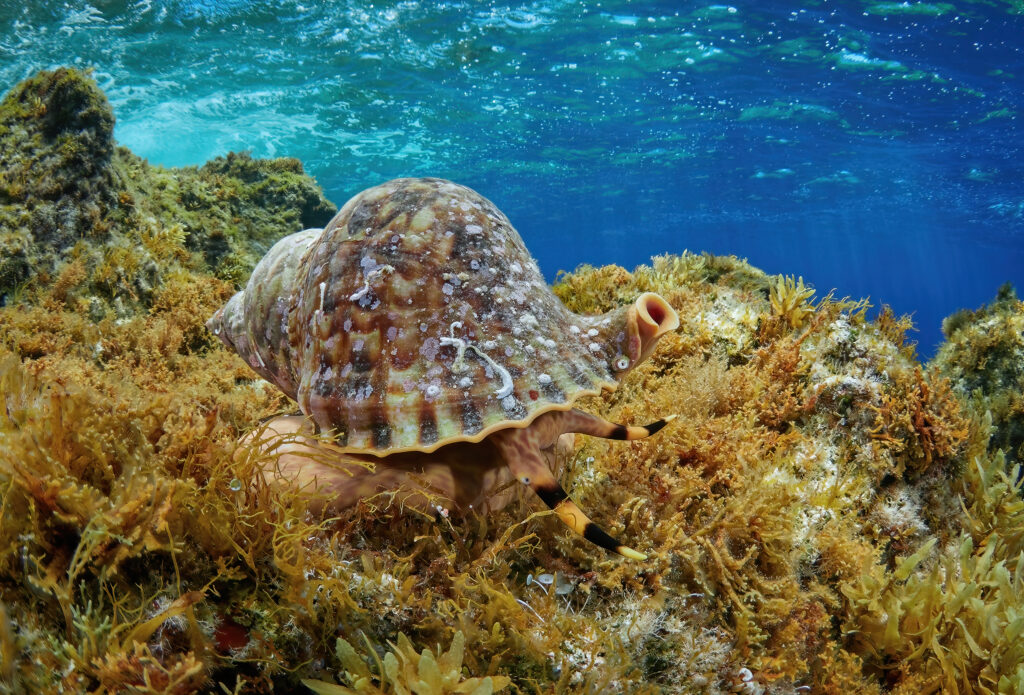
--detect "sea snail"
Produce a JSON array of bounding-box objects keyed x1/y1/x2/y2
[{"x1": 208, "y1": 178, "x2": 679, "y2": 559}]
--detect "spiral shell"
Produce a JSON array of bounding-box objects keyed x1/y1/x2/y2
[{"x1": 209, "y1": 177, "x2": 677, "y2": 454}]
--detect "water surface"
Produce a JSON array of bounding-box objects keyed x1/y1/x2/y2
[{"x1": 2, "y1": 0, "x2": 1022, "y2": 354}]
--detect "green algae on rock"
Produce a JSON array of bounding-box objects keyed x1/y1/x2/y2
[
  {"x1": 0, "y1": 67, "x2": 335, "y2": 317},
  {"x1": 931, "y1": 283, "x2": 1024, "y2": 467}
]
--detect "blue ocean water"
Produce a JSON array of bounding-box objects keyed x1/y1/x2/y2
[{"x1": 1, "y1": 1, "x2": 1022, "y2": 356}]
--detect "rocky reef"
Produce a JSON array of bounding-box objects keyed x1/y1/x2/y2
[
  {"x1": 0, "y1": 67, "x2": 335, "y2": 318},
  {"x1": 931, "y1": 283, "x2": 1024, "y2": 469},
  {"x1": 1, "y1": 69, "x2": 1022, "y2": 694}
]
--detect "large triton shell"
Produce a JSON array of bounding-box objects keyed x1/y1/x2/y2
[{"x1": 210, "y1": 177, "x2": 675, "y2": 454}]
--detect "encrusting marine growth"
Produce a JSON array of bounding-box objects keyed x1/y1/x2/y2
[{"x1": 207, "y1": 177, "x2": 680, "y2": 560}]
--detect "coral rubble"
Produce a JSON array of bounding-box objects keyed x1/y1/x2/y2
[{"x1": 0, "y1": 68, "x2": 1021, "y2": 694}]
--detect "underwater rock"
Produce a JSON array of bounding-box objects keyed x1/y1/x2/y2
[
  {"x1": 0, "y1": 67, "x2": 336, "y2": 316},
  {"x1": 0, "y1": 67, "x2": 117, "y2": 293},
  {"x1": 931, "y1": 282, "x2": 1024, "y2": 465}
]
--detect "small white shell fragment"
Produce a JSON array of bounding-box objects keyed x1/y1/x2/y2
[
  {"x1": 554, "y1": 573, "x2": 574, "y2": 594},
  {"x1": 537, "y1": 373, "x2": 552, "y2": 384},
  {"x1": 588, "y1": 342, "x2": 601, "y2": 352}
]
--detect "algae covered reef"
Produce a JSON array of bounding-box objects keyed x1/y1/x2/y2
[
  {"x1": 931, "y1": 283, "x2": 1024, "y2": 469},
  {"x1": 0, "y1": 67, "x2": 336, "y2": 315},
  {"x1": 1, "y1": 68, "x2": 1022, "y2": 694}
]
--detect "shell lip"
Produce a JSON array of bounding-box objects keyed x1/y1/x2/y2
[
  {"x1": 635, "y1": 291, "x2": 680, "y2": 336},
  {"x1": 320, "y1": 379, "x2": 620, "y2": 458}
]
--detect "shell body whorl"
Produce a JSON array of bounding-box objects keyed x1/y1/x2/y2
[{"x1": 212, "y1": 177, "x2": 669, "y2": 455}]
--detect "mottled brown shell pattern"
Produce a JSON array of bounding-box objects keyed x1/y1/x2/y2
[
  {"x1": 212, "y1": 178, "x2": 647, "y2": 454},
  {"x1": 222, "y1": 227, "x2": 319, "y2": 398}
]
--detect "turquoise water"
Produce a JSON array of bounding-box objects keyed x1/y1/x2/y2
[{"x1": 2, "y1": 1, "x2": 1022, "y2": 355}]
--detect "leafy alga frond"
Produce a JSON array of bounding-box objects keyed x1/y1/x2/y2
[
  {"x1": 769, "y1": 275, "x2": 817, "y2": 330},
  {"x1": 841, "y1": 447, "x2": 1024, "y2": 693},
  {"x1": 303, "y1": 630, "x2": 510, "y2": 695}
]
